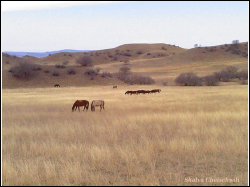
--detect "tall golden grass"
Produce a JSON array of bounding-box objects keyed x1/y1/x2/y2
[{"x1": 2, "y1": 85, "x2": 248, "y2": 186}]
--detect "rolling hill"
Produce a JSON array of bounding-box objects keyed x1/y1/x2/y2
[{"x1": 2, "y1": 42, "x2": 248, "y2": 89}]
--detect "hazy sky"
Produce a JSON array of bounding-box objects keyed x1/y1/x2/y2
[{"x1": 1, "y1": 1, "x2": 249, "y2": 52}]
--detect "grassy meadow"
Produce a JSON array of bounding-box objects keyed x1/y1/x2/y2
[{"x1": 2, "y1": 85, "x2": 248, "y2": 186}]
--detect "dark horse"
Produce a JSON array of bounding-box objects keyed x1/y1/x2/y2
[
  {"x1": 72, "y1": 100, "x2": 89, "y2": 112},
  {"x1": 54, "y1": 84, "x2": 60, "y2": 87}
]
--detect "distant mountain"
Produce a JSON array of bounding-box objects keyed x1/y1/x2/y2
[{"x1": 3, "y1": 49, "x2": 92, "y2": 58}]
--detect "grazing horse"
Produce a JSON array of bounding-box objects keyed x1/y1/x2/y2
[
  {"x1": 137, "y1": 90, "x2": 151, "y2": 94},
  {"x1": 125, "y1": 91, "x2": 138, "y2": 95},
  {"x1": 151, "y1": 89, "x2": 161, "y2": 93},
  {"x1": 113, "y1": 85, "x2": 117, "y2": 89},
  {"x1": 91, "y1": 100, "x2": 105, "y2": 111},
  {"x1": 54, "y1": 84, "x2": 60, "y2": 87},
  {"x1": 72, "y1": 100, "x2": 89, "y2": 112},
  {"x1": 137, "y1": 90, "x2": 144, "y2": 94},
  {"x1": 144, "y1": 90, "x2": 152, "y2": 94}
]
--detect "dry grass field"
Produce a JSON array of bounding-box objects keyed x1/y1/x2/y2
[{"x1": 2, "y1": 85, "x2": 248, "y2": 186}]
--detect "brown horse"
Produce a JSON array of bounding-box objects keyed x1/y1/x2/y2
[
  {"x1": 125, "y1": 91, "x2": 138, "y2": 95},
  {"x1": 151, "y1": 89, "x2": 161, "y2": 93},
  {"x1": 137, "y1": 90, "x2": 151, "y2": 94},
  {"x1": 72, "y1": 100, "x2": 89, "y2": 112},
  {"x1": 91, "y1": 100, "x2": 105, "y2": 111},
  {"x1": 113, "y1": 85, "x2": 117, "y2": 89},
  {"x1": 54, "y1": 84, "x2": 60, "y2": 87}
]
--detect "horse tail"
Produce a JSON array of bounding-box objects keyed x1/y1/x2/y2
[{"x1": 103, "y1": 100, "x2": 105, "y2": 109}]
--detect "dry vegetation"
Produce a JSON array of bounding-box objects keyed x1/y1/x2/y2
[{"x1": 2, "y1": 85, "x2": 248, "y2": 186}]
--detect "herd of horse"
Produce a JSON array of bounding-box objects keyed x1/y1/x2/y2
[
  {"x1": 72, "y1": 100, "x2": 105, "y2": 112},
  {"x1": 55, "y1": 85, "x2": 160, "y2": 112},
  {"x1": 125, "y1": 89, "x2": 161, "y2": 95}
]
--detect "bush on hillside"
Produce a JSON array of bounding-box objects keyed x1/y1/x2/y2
[
  {"x1": 32, "y1": 65, "x2": 42, "y2": 71},
  {"x1": 76, "y1": 56, "x2": 93, "y2": 67},
  {"x1": 67, "y1": 68, "x2": 77, "y2": 75},
  {"x1": 84, "y1": 68, "x2": 99, "y2": 76},
  {"x1": 203, "y1": 75, "x2": 219, "y2": 86},
  {"x1": 236, "y1": 70, "x2": 248, "y2": 80},
  {"x1": 175, "y1": 72, "x2": 202, "y2": 86},
  {"x1": 119, "y1": 74, "x2": 155, "y2": 85},
  {"x1": 101, "y1": 71, "x2": 113, "y2": 78},
  {"x1": 116, "y1": 66, "x2": 154, "y2": 85},
  {"x1": 52, "y1": 70, "x2": 60, "y2": 76},
  {"x1": 119, "y1": 66, "x2": 131, "y2": 75},
  {"x1": 55, "y1": 64, "x2": 66, "y2": 69},
  {"x1": 213, "y1": 66, "x2": 239, "y2": 82},
  {"x1": 9, "y1": 62, "x2": 35, "y2": 79},
  {"x1": 123, "y1": 53, "x2": 131, "y2": 57}
]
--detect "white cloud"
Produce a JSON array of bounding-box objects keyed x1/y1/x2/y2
[{"x1": 1, "y1": 1, "x2": 123, "y2": 12}]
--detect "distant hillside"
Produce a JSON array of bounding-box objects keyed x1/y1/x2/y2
[
  {"x1": 2, "y1": 42, "x2": 248, "y2": 88},
  {"x1": 3, "y1": 49, "x2": 92, "y2": 58}
]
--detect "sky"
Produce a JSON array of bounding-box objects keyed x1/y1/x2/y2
[{"x1": 1, "y1": 1, "x2": 249, "y2": 52}]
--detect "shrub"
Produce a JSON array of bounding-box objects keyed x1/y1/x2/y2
[
  {"x1": 175, "y1": 72, "x2": 202, "y2": 86},
  {"x1": 225, "y1": 66, "x2": 238, "y2": 79},
  {"x1": 214, "y1": 66, "x2": 239, "y2": 82},
  {"x1": 119, "y1": 66, "x2": 131, "y2": 74},
  {"x1": 113, "y1": 56, "x2": 119, "y2": 61},
  {"x1": 123, "y1": 53, "x2": 131, "y2": 57},
  {"x1": 236, "y1": 70, "x2": 248, "y2": 80},
  {"x1": 55, "y1": 64, "x2": 65, "y2": 69},
  {"x1": 137, "y1": 51, "x2": 143, "y2": 54},
  {"x1": 84, "y1": 68, "x2": 98, "y2": 76},
  {"x1": 52, "y1": 70, "x2": 60, "y2": 76},
  {"x1": 67, "y1": 68, "x2": 76, "y2": 75},
  {"x1": 10, "y1": 62, "x2": 35, "y2": 79},
  {"x1": 95, "y1": 67, "x2": 101, "y2": 73},
  {"x1": 220, "y1": 70, "x2": 231, "y2": 82},
  {"x1": 44, "y1": 70, "x2": 50, "y2": 73},
  {"x1": 203, "y1": 75, "x2": 219, "y2": 86},
  {"x1": 63, "y1": 61, "x2": 70, "y2": 65},
  {"x1": 213, "y1": 71, "x2": 224, "y2": 81},
  {"x1": 76, "y1": 56, "x2": 93, "y2": 67},
  {"x1": 101, "y1": 71, "x2": 113, "y2": 78},
  {"x1": 32, "y1": 65, "x2": 42, "y2": 71},
  {"x1": 55, "y1": 64, "x2": 61, "y2": 68}
]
